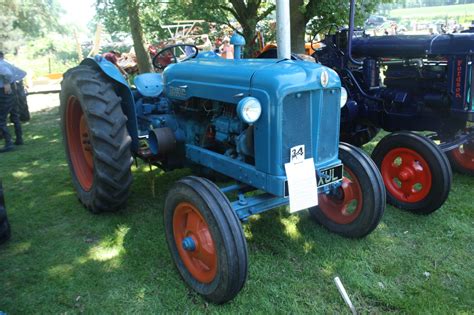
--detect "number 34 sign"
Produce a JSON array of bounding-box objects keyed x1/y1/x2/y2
[{"x1": 290, "y1": 145, "x2": 305, "y2": 164}]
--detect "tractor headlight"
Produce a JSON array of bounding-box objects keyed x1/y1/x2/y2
[
  {"x1": 237, "y1": 97, "x2": 262, "y2": 124},
  {"x1": 340, "y1": 87, "x2": 348, "y2": 108}
]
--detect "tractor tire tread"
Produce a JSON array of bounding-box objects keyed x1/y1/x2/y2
[{"x1": 60, "y1": 65, "x2": 133, "y2": 213}]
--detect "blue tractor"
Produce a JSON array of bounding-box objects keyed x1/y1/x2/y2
[
  {"x1": 307, "y1": 0, "x2": 474, "y2": 215},
  {"x1": 60, "y1": 38, "x2": 385, "y2": 302}
]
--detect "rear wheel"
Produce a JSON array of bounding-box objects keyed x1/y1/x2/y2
[
  {"x1": 164, "y1": 176, "x2": 248, "y2": 304},
  {"x1": 60, "y1": 65, "x2": 133, "y2": 213},
  {"x1": 372, "y1": 131, "x2": 452, "y2": 214},
  {"x1": 448, "y1": 141, "x2": 474, "y2": 176},
  {"x1": 309, "y1": 143, "x2": 385, "y2": 238}
]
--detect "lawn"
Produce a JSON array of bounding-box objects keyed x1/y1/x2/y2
[
  {"x1": 0, "y1": 95, "x2": 473, "y2": 313},
  {"x1": 389, "y1": 3, "x2": 474, "y2": 20}
]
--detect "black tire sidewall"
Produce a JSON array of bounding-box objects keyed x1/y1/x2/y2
[
  {"x1": 372, "y1": 132, "x2": 452, "y2": 214},
  {"x1": 60, "y1": 65, "x2": 133, "y2": 213},
  {"x1": 310, "y1": 143, "x2": 385, "y2": 238},
  {"x1": 60, "y1": 72, "x2": 98, "y2": 208},
  {"x1": 163, "y1": 177, "x2": 247, "y2": 303}
]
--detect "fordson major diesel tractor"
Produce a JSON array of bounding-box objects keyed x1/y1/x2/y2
[
  {"x1": 60, "y1": 31, "x2": 385, "y2": 302},
  {"x1": 304, "y1": 0, "x2": 473, "y2": 215}
]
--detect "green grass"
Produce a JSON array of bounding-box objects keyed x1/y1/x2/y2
[
  {"x1": 389, "y1": 3, "x2": 474, "y2": 20},
  {"x1": 0, "y1": 104, "x2": 473, "y2": 313}
]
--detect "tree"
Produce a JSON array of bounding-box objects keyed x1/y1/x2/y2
[
  {"x1": 96, "y1": 0, "x2": 153, "y2": 73},
  {"x1": 169, "y1": 0, "x2": 275, "y2": 56},
  {"x1": 0, "y1": 0, "x2": 64, "y2": 52},
  {"x1": 290, "y1": 0, "x2": 392, "y2": 53}
]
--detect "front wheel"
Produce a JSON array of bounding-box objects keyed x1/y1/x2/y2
[
  {"x1": 309, "y1": 143, "x2": 385, "y2": 238},
  {"x1": 164, "y1": 176, "x2": 248, "y2": 304},
  {"x1": 448, "y1": 141, "x2": 474, "y2": 176},
  {"x1": 372, "y1": 131, "x2": 452, "y2": 214}
]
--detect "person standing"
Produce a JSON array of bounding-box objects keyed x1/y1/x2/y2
[{"x1": 0, "y1": 51, "x2": 26, "y2": 152}]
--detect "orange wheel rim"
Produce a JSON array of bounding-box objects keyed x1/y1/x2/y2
[
  {"x1": 451, "y1": 143, "x2": 474, "y2": 171},
  {"x1": 66, "y1": 96, "x2": 94, "y2": 191},
  {"x1": 381, "y1": 148, "x2": 432, "y2": 203},
  {"x1": 318, "y1": 167, "x2": 363, "y2": 224},
  {"x1": 173, "y1": 202, "x2": 217, "y2": 283}
]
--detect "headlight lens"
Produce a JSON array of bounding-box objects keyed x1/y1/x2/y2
[
  {"x1": 340, "y1": 87, "x2": 348, "y2": 108},
  {"x1": 237, "y1": 97, "x2": 262, "y2": 124}
]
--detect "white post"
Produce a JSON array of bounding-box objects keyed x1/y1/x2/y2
[{"x1": 276, "y1": 0, "x2": 291, "y2": 59}]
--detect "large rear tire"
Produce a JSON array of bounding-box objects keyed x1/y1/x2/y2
[
  {"x1": 309, "y1": 143, "x2": 385, "y2": 238},
  {"x1": 372, "y1": 131, "x2": 452, "y2": 214},
  {"x1": 164, "y1": 176, "x2": 248, "y2": 304},
  {"x1": 60, "y1": 65, "x2": 133, "y2": 213}
]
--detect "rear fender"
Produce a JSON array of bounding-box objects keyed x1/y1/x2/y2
[{"x1": 80, "y1": 56, "x2": 140, "y2": 152}]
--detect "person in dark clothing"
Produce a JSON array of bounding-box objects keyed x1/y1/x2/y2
[{"x1": 0, "y1": 51, "x2": 26, "y2": 152}]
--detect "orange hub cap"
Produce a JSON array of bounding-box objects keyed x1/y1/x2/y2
[
  {"x1": 173, "y1": 202, "x2": 217, "y2": 283},
  {"x1": 381, "y1": 148, "x2": 432, "y2": 203},
  {"x1": 319, "y1": 167, "x2": 363, "y2": 224},
  {"x1": 66, "y1": 96, "x2": 94, "y2": 191}
]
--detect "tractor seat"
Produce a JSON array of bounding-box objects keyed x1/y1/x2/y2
[{"x1": 134, "y1": 73, "x2": 164, "y2": 97}]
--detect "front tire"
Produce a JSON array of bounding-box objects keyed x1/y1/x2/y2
[
  {"x1": 372, "y1": 131, "x2": 452, "y2": 214},
  {"x1": 309, "y1": 143, "x2": 385, "y2": 238},
  {"x1": 164, "y1": 176, "x2": 248, "y2": 304},
  {"x1": 60, "y1": 65, "x2": 133, "y2": 213}
]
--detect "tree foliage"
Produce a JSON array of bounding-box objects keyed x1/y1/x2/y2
[
  {"x1": 291, "y1": 0, "x2": 392, "y2": 53},
  {"x1": 0, "y1": 0, "x2": 64, "y2": 52},
  {"x1": 167, "y1": 0, "x2": 275, "y2": 56}
]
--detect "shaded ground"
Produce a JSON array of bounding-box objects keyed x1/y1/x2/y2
[{"x1": 0, "y1": 95, "x2": 473, "y2": 313}]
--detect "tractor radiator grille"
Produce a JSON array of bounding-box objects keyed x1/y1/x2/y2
[
  {"x1": 282, "y1": 92, "x2": 312, "y2": 163},
  {"x1": 281, "y1": 90, "x2": 339, "y2": 165},
  {"x1": 316, "y1": 89, "x2": 340, "y2": 164}
]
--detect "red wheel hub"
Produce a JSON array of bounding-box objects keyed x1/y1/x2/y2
[
  {"x1": 450, "y1": 142, "x2": 474, "y2": 171},
  {"x1": 173, "y1": 202, "x2": 217, "y2": 283},
  {"x1": 318, "y1": 167, "x2": 363, "y2": 224},
  {"x1": 381, "y1": 148, "x2": 432, "y2": 203},
  {"x1": 66, "y1": 96, "x2": 94, "y2": 191}
]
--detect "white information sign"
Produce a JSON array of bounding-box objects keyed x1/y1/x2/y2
[{"x1": 284, "y1": 145, "x2": 318, "y2": 213}]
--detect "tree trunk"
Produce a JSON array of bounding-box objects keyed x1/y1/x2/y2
[
  {"x1": 242, "y1": 22, "x2": 258, "y2": 57},
  {"x1": 290, "y1": 0, "x2": 306, "y2": 54},
  {"x1": 126, "y1": 0, "x2": 152, "y2": 73}
]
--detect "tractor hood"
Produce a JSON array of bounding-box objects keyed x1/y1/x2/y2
[
  {"x1": 250, "y1": 59, "x2": 340, "y2": 96},
  {"x1": 163, "y1": 58, "x2": 340, "y2": 103},
  {"x1": 163, "y1": 58, "x2": 279, "y2": 103}
]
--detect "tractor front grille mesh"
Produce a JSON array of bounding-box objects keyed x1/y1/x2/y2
[
  {"x1": 281, "y1": 90, "x2": 339, "y2": 165},
  {"x1": 316, "y1": 89, "x2": 340, "y2": 163},
  {"x1": 282, "y1": 92, "x2": 312, "y2": 163}
]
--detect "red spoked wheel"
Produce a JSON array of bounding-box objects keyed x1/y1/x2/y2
[
  {"x1": 310, "y1": 143, "x2": 385, "y2": 238},
  {"x1": 60, "y1": 65, "x2": 133, "y2": 213},
  {"x1": 380, "y1": 148, "x2": 432, "y2": 203},
  {"x1": 66, "y1": 96, "x2": 94, "y2": 191},
  {"x1": 448, "y1": 142, "x2": 474, "y2": 176},
  {"x1": 164, "y1": 176, "x2": 248, "y2": 304},
  {"x1": 318, "y1": 167, "x2": 363, "y2": 225},
  {"x1": 372, "y1": 131, "x2": 452, "y2": 214},
  {"x1": 173, "y1": 202, "x2": 217, "y2": 283}
]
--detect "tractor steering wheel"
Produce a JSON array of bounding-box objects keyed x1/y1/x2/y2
[{"x1": 152, "y1": 44, "x2": 199, "y2": 70}]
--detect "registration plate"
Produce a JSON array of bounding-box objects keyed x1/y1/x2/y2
[{"x1": 316, "y1": 164, "x2": 344, "y2": 187}]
